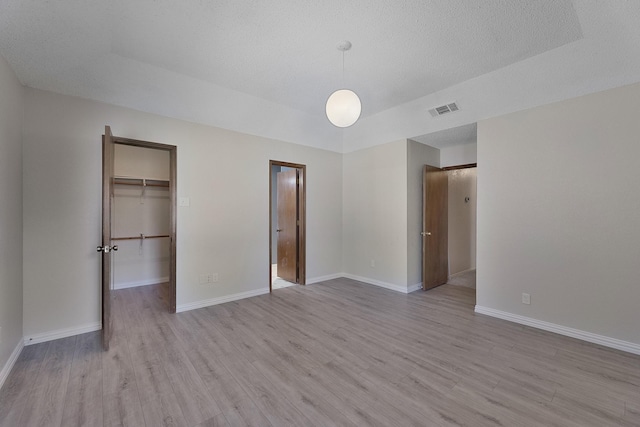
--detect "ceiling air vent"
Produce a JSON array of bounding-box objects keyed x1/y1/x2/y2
[{"x1": 429, "y1": 102, "x2": 459, "y2": 118}]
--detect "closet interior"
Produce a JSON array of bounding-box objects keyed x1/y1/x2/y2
[{"x1": 112, "y1": 143, "x2": 170, "y2": 302}]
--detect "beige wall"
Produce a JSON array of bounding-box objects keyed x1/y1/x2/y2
[
  {"x1": 342, "y1": 139, "x2": 439, "y2": 291},
  {"x1": 447, "y1": 168, "x2": 476, "y2": 275},
  {"x1": 407, "y1": 140, "x2": 440, "y2": 287},
  {"x1": 342, "y1": 140, "x2": 408, "y2": 290},
  {"x1": 477, "y1": 82, "x2": 640, "y2": 346},
  {"x1": 0, "y1": 53, "x2": 24, "y2": 379},
  {"x1": 22, "y1": 88, "x2": 343, "y2": 339}
]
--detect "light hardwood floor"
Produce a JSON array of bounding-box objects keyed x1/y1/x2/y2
[{"x1": 1, "y1": 278, "x2": 639, "y2": 426}]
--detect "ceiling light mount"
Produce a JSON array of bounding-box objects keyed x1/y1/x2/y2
[
  {"x1": 326, "y1": 40, "x2": 361, "y2": 128},
  {"x1": 336, "y1": 40, "x2": 352, "y2": 52}
]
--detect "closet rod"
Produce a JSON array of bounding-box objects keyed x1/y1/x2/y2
[
  {"x1": 112, "y1": 234, "x2": 170, "y2": 241},
  {"x1": 113, "y1": 181, "x2": 169, "y2": 188}
]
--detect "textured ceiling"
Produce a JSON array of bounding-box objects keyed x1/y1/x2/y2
[
  {"x1": 0, "y1": 0, "x2": 581, "y2": 119},
  {"x1": 1, "y1": 1, "x2": 639, "y2": 153}
]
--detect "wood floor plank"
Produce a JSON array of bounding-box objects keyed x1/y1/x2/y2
[
  {"x1": 2, "y1": 280, "x2": 639, "y2": 427},
  {"x1": 193, "y1": 414, "x2": 230, "y2": 427},
  {"x1": 60, "y1": 332, "x2": 103, "y2": 427},
  {"x1": 625, "y1": 400, "x2": 640, "y2": 424},
  {"x1": 17, "y1": 336, "x2": 76, "y2": 427},
  {"x1": 219, "y1": 397, "x2": 274, "y2": 427},
  {"x1": 102, "y1": 298, "x2": 146, "y2": 427},
  {"x1": 0, "y1": 342, "x2": 50, "y2": 427},
  {"x1": 137, "y1": 293, "x2": 223, "y2": 426},
  {"x1": 250, "y1": 357, "x2": 358, "y2": 427}
]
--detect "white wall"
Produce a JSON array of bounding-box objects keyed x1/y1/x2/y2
[
  {"x1": 22, "y1": 88, "x2": 343, "y2": 339},
  {"x1": 113, "y1": 145, "x2": 170, "y2": 288},
  {"x1": 440, "y1": 143, "x2": 477, "y2": 168},
  {"x1": 0, "y1": 53, "x2": 24, "y2": 380},
  {"x1": 448, "y1": 168, "x2": 476, "y2": 275},
  {"x1": 406, "y1": 140, "x2": 440, "y2": 287},
  {"x1": 342, "y1": 140, "x2": 408, "y2": 289},
  {"x1": 477, "y1": 82, "x2": 640, "y2": 346}
]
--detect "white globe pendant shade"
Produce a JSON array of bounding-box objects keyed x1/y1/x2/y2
[{"x1": 326, "y1": 89, "x2": 361, "y2": 128}]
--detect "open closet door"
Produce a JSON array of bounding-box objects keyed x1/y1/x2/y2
[{"x1": 100, "y1": 126, "x2": 115, "y2": 351}]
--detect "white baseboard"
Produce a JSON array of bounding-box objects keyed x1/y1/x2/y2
[
  {"x1": 407, "y1": 283, "x2": 423, "y2": 293},
  {"x1": 475, "y1": 305, "x2": 640, "y2": 356},
  {"x1": 176, "y1": 274, "x2": 418, "y2": 314},
  {"x1": 308, "y1": 273, "x2": 422, "y2": 294},
  {"x1": 114, "y1": 276, "x2": 169, "y2": 290},
  {"x1": 24, "y1": 322, "x2": 102, "y2": 346},
  {"x1": 0, "y1": 339, "x2": 24, "y2": 391},
  {"x1": 176, "y1": 288, "x2": 270, "y2": 313},
  {"x1": 342, "y1": 273, "x2": 411, "y2": 294},
  {"x1": 449, "y1": 268, "x2": 475, "y2": 279},
  {"x1": 306, "y1": 273, "x2": 343, "y2": 284}
]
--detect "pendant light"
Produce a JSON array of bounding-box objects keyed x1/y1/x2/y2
[{"x1": 326, "y1": 41, "x2": 361, "y2": 128}]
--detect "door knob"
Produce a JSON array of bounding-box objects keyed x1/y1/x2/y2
[
  {"x1": 276, "y1": 229, "x2": 282, "y2": 232},
  {"x1": 112, "y1": 245, "x2": 118, "y2": 251},
  {"x1": 97, "y1": 245, "x2": 118, "y2": 253},
  {"x1": 421, "y1": 231, "x2": 432, "y2": 236}
]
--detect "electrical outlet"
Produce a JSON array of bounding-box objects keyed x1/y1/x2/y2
[
  {"x1": 370, "y1": 259, "x2": 376, "y2": 268},
  {"x1": 522, "y1": 293, "x2": 531, "y2": 305},
  {"x1": 200, "y1": 273, "x2": 219, "y2": 284}
]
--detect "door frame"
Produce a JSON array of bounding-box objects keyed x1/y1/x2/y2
[
  {"x1": 105, "y1": 134, "x2": 178, "y2": 313},
  {"x1": 268, "y1": 160, "x2": 306, "y2": 291},
  {"x1": 101, "y1": 126, "x2": 114, "y2": 350}
]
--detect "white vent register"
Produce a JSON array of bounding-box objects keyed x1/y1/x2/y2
[{"x1": 429, "y1": 102, "x2": 459, "y2": 117}]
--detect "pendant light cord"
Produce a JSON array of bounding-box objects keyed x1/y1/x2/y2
[{"x1": 342, "y1": 50, "x2": 345, "y2": 87}]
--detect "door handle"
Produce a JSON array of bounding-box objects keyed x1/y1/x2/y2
[
  {"x1": 276, "y1": 229, "x2": 282, "y2": 232},
  {"x1": 97, "y1": 245, "x2": 118, "y2": 253},
  {"x1": 421, "y1": 231, "x2": 432, "y2": 236}
]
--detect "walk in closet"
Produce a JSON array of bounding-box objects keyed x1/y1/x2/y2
[{"x1": 112, "y1": 144, "x2": 170, "y2": 291}]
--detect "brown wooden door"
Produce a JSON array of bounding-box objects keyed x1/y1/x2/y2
[
  {"x1": 277, "y1": 169, "x2": 298, "y2": 283},
  {"x1": 101, "y1": 126, "x2": 115, "y2": 350},
  {"x1": 422, "y1": 165, "x2": 448, "y2": 290}
]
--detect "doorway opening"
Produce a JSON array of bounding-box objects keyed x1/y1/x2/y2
[
  {"x1": 101, "y1": 126, "x2": 176, "y2": 350},
  {"x1": 269, "y1": 160, "x2": 306, "y2": 291},
  {"x1": 443, "y1": 164, "x2": 477, "y2": 289},
  {"x1": 422, "y1": 163, "x2": 477, "y2": 291}
]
